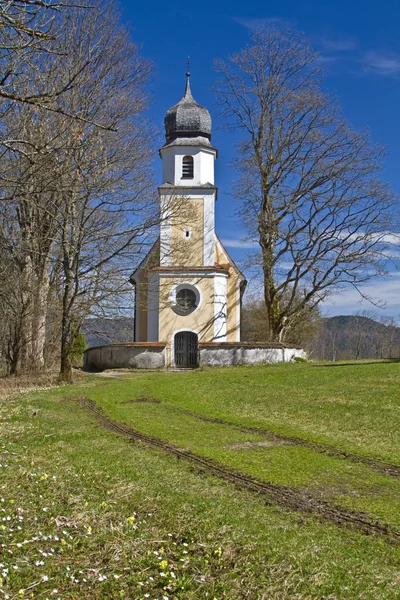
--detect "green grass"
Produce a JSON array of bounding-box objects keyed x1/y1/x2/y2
[{"x1": 0, "y1": 361, "x2": 399, "y2": 599}]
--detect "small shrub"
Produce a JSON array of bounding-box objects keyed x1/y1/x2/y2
[
  {"x1": 71, "y1": 332, "x2": 87, "y2": 366},
  {"x1": 293, "y1": 356, "x2": 307, "y2": 363}
]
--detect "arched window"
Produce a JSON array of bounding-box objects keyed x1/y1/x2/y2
[{"x1": 182, "y1": 155, "x2": 194, "y2": 179}]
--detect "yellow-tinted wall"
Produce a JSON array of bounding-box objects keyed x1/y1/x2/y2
[
  {"x1": 136, "y1": 274, "x2": 148, "y2": 342},
  {"x1": 215, "y1": 241, "x2": 240, "y2": 342},
  {"x1": 170, "y1": 198, "x2": 204, "y2": 266},
  {"x1": 158, "y1": 276, "x2": 215, "y2": 345}
]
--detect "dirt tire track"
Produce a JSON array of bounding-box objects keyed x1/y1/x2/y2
[
  {"x1": 75, "y1": 397, "x2": 400, "y2": 544},
  {"x1": 162, "y1": 405, "x2": 400, "y2": 478},
  {"x1": 121, "y1": 397, "x2": 161, "y2": 405}
]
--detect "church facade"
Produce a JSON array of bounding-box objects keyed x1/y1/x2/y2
[
  {"x1": 130, "y1": 74, "x2": 246, "y2": 367},
  {"x1": 83, "y1": 76, "x2": 305, "y2": 371}
]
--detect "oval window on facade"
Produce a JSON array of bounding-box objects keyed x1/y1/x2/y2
[
  {"x1": 176, "y1": 288, "x2": 197, "y2": 313},
  {"x1": 171, "y1": 285, "x2": 200, "y2": 315}
]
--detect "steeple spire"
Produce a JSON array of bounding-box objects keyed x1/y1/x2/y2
[
  {"x1": 184, "y1": 57, "x2": 192, "y2": 99},
  {"x1": 163, "y1": 63, "x2": 212, "y2": 142},
  {"x1": 184, "y1": 73, "x2": 193, "y2": 100}
]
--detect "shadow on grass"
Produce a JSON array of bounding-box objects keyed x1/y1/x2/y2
[{"x1": 311, "y1": 359, "x2": 400, "y2": 368}]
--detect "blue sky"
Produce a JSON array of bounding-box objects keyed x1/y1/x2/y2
[{"x1": 119, "y1": 0, "x2": 400, "y2": 319}]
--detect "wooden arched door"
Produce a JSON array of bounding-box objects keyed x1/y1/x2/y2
[{"x1": 174, "y1": 331, "x2": 198, "y2": 368}]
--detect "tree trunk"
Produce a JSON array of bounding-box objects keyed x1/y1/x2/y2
[
  {"x1": 59, "y1": 279, "x2": 73, "y2": 383},
  {"x1": 59, "y1": 320, "x2": 73, "y2": 383},
  {"x1": 7, "y1": 323, "x2": 22, "y2": 376},
  {"x1": 19, "y1": 255, "x2": 33, "y2": 372},
  {"x1": 264, "y1": 292, "x2": 285, "y2": 342},
  {"x1": 30, "y1": 264, "x2": 50, "y2": 371}
]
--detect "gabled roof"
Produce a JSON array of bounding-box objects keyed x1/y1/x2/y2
[
  {"x1": 130, "y1": 235, "x2": 247, "y2": 286},
  {"x1": 129, "y1": 239, "x2": 160, "y2": 283},
  {"x1": 215, "y1": 234, "x2": 246, "y2": 282}
]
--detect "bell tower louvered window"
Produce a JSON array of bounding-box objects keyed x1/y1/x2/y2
[{"x1": 182, "y1": 155, "x2": 194, "y2": 179}]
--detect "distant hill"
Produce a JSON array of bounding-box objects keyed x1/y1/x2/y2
[
  {"x1": 83, "y1": 317, "x2": 135, "y2": 348},
  {"x1": 311, "y1": 315, "x2": 400, "y2": 360}
]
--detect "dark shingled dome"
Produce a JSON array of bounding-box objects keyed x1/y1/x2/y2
[{"x1": 164, "y1": 75, "x2": 212, "y2": 142}]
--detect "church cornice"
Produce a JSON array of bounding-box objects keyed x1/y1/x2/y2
[
  {"x1": 150, "y1": 266, "x2": 229, "y2": 277},
  {"x1": 158, "y1": 183, "x2": 218, "y2": 200},
  {"x1": 159, "y1": 138, "x2": 218, "y2": 157},
  {"x1": 158, "y1": 182, "x2": 217, "y2": 190}
]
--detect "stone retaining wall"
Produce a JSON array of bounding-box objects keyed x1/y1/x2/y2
[
  {"x1": 198, "y1": 343, "x2": 305, "y2": 367},
  {"x1": 84, "y1": 343, "x2": 167, "y2": 371},
  {"x1": 84, "y1": 341, "x2": 305, "y2": 371}
]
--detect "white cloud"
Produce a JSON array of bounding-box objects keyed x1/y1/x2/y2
[
  {"x1": 221, "y1": 238, "x2": 258, "y2": 249},
  {"x1": 333, "y1": 230, "x2": 400, "y2": 246},
  {"x1": 243, "y1": 272, "x2": 400, "y2": 319},
  {"x1": 384, "y1": 250, "x2": 400, "y2": 259},
  {"x1": 318, "y1": 36, "x2": 357, "y2": 52},
  {"x1": 323, "y1": 274, "x2": 400, "y2": 317},
  {"x1": 380, "y1": 232, "x2": 400, "y2": 245},
  {"x1": 362, "y1": 51, "x2": 400, "y2": 77},
  {"x1": 316, "y1": 55, "x2": 341, "y2": 65},
  {"x1": 233, "y1": 17, "x2": 291, "y2": 31}
]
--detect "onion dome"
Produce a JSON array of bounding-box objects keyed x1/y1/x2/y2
[{"x1": 164, "y1": 74, "x2": 212, "y2": 142}]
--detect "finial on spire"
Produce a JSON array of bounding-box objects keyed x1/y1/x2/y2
[{"x1": 184, "y1": 57, "x2": 193, "y2": 99}]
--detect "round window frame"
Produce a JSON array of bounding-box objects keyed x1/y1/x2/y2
[{"x1": 170, "y1": 283, "x2": 201, "y2": 316}]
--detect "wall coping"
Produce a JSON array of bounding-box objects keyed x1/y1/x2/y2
[
  {"x1": 84, "y1": 342, "x2": 167, "y2": 353},
  {"x1": 199, "y1": 342, "x2": 303, "y2": 350}
]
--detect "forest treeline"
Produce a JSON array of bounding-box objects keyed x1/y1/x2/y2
[{"x1": 241, "y1": 303, "x2": 400, "y2": 360}]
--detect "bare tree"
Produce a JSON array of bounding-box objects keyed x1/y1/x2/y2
[
  {"x1": 350, "y1": 310, "x2": 377, "y2": 359},
  {"x1": 0, "y1": 0, "x2": 157, "y2": 380},
  {"x1": 0, "y1": 1, "x2": 83, "y2": 109},
  {"x1": 50, "y1": 1, "x2": 156, "y2": 382},
  {"x1": 0, "y1": 102, "x2": 67, "y2": 373},
  {"x1": 241, "y1": 292, "x2": 321, "y2": 345},
  {"x1": 379, "y1": 316, "x2": 399, "y2": 359},
  {"x1": 215, "y1": 27, "x2": 398, "y2": 342}
]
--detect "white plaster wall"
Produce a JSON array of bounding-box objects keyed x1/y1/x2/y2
[
  {"x1": 235, "y1": 281, "x2": 241, "y2": 342},
  {"x1": 161, "y1": 150, "x2": 175, "y2": 185},
  {"x1": 134, "y1": 285, "x2": 140, "y2": 341},
  {"x1": 203, "y1": 195, "x2": 215, "y2": 266},
  {"x1": 161, "y1": 146, "x2": 215, "y2": 185},
  {"x1": 214, "y1": 275, "x2": 228, "y2": 341},
  {"x1": 198, "y1": 151, "x2": 215, "y2": 185},
  {"x1": 84, "y1": 344, "x2": 306, "y2": 370},
  {"x1": 283, "y1": 348, "x2": 304, "y2": 362},
  {"x1": 199, "y1": 347, "x2": 306, "y2": 366},
  {"x1": 159, "y1": 195, "x2": 171, "y2": 266},
  {"x1": 84, "y1": 346, "x2": 166, "y2": 371},
  {"x1": 147, "y1": 274, "x2": 160, "y2": 342}
]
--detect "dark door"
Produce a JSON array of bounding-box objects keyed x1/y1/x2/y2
[{"x1": 174, "y1": 331, "x2": 198, "y2": 368}]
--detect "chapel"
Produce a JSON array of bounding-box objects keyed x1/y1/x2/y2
[{"x1": 130, "y1": 73, "x2": 246, "y2": 367}]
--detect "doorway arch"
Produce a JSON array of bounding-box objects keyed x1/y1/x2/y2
[{"x1": 174, "y1": 331, "x2": 198, "y2": 368}]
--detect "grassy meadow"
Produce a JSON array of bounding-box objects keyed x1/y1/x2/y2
[{"x1": 0, "y1": 361, "x2": 399, "y2": 599}]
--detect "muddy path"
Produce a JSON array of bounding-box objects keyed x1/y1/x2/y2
[
  {"x1": 154, "y1": 404, "x2": 400, "y2": 479},
  {"x1": 75, "y1": 397, "x2": 400, "y2": 544}
]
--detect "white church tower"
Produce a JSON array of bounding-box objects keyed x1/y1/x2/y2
[{"x1": 131, "y1": 73, "x2": 246, "y2": 367}]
